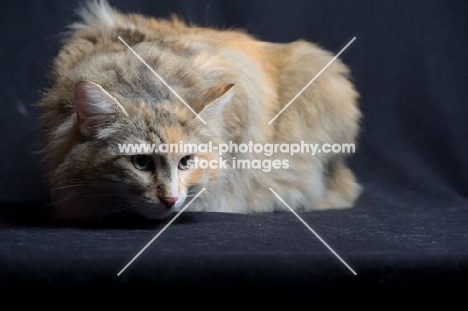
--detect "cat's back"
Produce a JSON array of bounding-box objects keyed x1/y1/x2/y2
[
  {"x1": 51, "y1": 1, "x2": 258, "y2": 76},
  {"x1": 42, "y1": 0, "x2": 270, "y2": 115}
]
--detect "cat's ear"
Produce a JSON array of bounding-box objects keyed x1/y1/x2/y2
[
  {"x1": 198, "y1": 84, "x2": 235, "y2": 118},
  {"x1": 74, "y1": 80, "x2": 128, "y2": 137}
]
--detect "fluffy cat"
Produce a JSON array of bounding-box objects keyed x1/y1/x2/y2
[{"x1": 38, "y1": 0, "x2": 362, "y2": 221}]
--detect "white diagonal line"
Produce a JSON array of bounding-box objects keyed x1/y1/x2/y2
[
  {"x1": 268, "y1": 37, "x2": 356, "y2": 124},
  {"x1": 117, "y1": 188, "x2": 206, "y2": 276},
  {"x1": 268, "y1": 188, "x2": 357, "y2": 275},
  {"x1": 118, "y1": 36, "x2": 207, "y2": 125}
]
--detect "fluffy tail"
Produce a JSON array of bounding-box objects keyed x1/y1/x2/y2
[{"x1": 69, "y1": 0, "x2": 120, "y2": 30}]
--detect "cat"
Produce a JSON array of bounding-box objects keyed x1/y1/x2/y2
[{"x1": 38, "y1": 0, "x2": 362, "y2": 221}]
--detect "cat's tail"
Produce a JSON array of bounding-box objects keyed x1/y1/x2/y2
[{"x1": 68, "y1": 0, "x2": 121, "y2": 31}]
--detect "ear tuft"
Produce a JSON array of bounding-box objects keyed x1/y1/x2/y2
[{"x1": 74, "y1": 80, "x2": 127, "y2": 137}]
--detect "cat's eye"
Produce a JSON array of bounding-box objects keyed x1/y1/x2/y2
[
  {"x1": 178, "y1": 155, "x2": 193, "y2": 170},
  {"x1": 131, "y1": 155, "x2": 153, "y2": 170}
]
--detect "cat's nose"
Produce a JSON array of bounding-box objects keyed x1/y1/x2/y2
[{"x1": 160, "y1": 197, "x2": 178, "y2": 209}]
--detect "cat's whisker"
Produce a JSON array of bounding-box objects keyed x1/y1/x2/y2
[
  {"x1": 85, "y1": 199, "x2": 129, "y2": 211},
  {"x1": 53, "y1": 188, "x2": 123, "y2": 205},
  {"x1": 104, "y1": 202, "x2": 142, "y2": 215},
  {"x1": 51, "y1": 184, "x2": 89, "y2": 191}
]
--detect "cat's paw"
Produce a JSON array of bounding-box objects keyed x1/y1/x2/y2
[{"x1": 315, "y1": 162, "x2": 362, "y2": 210}]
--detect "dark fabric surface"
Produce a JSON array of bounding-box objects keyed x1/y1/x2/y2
[
  {"x1": 1, "y1": 186, "x2": 467, "y2": 300},
  {"x1": 1, "y1": 0, "x2": 467, "y2": 301}
]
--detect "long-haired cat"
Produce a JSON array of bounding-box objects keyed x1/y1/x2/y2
[{"x1": 38, "y1": 0, "x2": 362, "y2": 221}]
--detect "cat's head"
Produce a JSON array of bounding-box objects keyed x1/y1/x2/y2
[{"x1": 47, "y1": 80, "x2": 235, "y2": 221}]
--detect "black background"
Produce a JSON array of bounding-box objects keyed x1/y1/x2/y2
[{"x1": 1, "y1": 0, "x2": 467, "y2": 301}]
